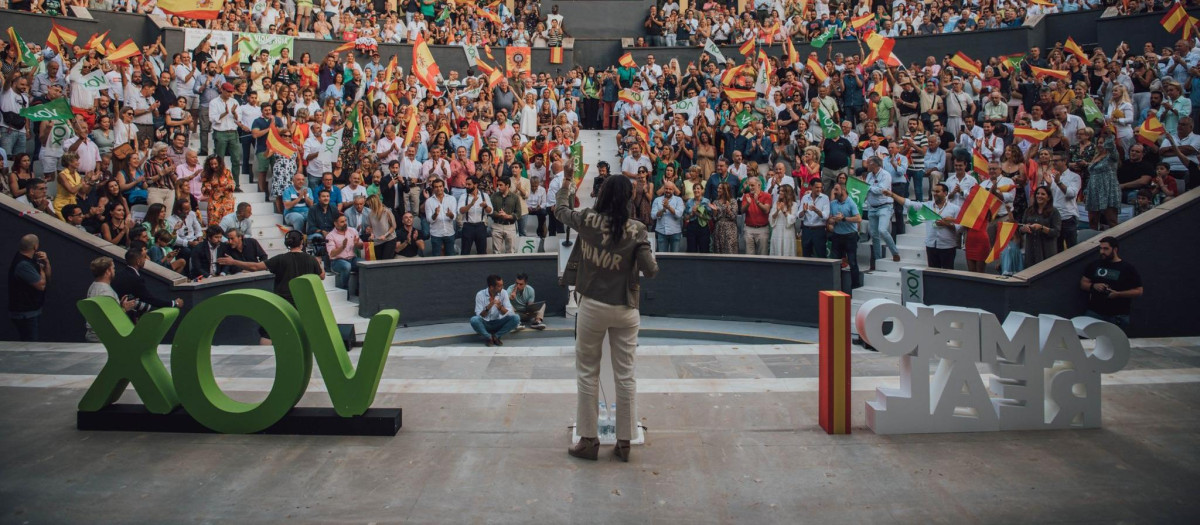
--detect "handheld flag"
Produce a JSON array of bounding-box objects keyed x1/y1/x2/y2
[
  {"x1": 818, "y1": 107, "x2": 841, "y2": 139},
  {"x1": 18, "y1": 98, "x2": 73, "y2": 121},
  {"x1": 1030, "y1": 65, "x2": 1070, "y2": 81},
  {"x1": 221, "y1": 49, "x2": 242, "y2": 74},
  {"x1": 266, "y1": 125, "x2": 298, "y2": 157},
  {"x1": 1161, "y1": 3, "x2": 1188, "y2": 33},
  {"x1": 807, "y1": 54, "x2": 827, "y2": 83},
  {"x1": 157, "y1": 0, "x2": 225, "y2": 20},
  {"x1": 569, "y1": 142, "x2": 585, "y2": 184},
  {"x1": 907, "y1": 204, "x2": 943, "y2": 227},
  {"x1": 724, "y1": 88, "x2": 756, "y2": 103},
  {"x1": 106, "y1": 39, "x2": 141, "y2": 63},
  {"x1": 404, "y1": 107, "x2": 419, "y2": 148},
  {"x1": 627, "y1": 115, "x2": 649, "y2": 143},
  {"x1": 1013, "y1": 127, "x2": 1054, "y2": 143},
  {"x1": 618, "y1": 52, "x2": 636, "y2": 68},
  {"x1": 739, "y1": 38, "x2": 755, "y2": 57},
  {"x1": 998, "y1": 53, "x2": 1025, "y2": 72},
  {"x1": 1136, "y1": 114, "x2": 1165, "y2": 146},
  {"x1": 845, "y1": 176, "x2": 869, "y2": 210},
  {"x1": 85, "y1": 31, "x2": 109, "y2": 55},
  {"x1": 850, "y1": 13, "x2": 874, "y2": 31},
  {"x1": 618, "y1": 89, "x2": 645, "y2": 104},
  {"x1": 412, "y1": 33, "x2": 442, "y2": 92},
  {"x1": 46, "y1": 22, "x2": 78, "y2": 53},
  {"x1": 972, "y1": 149, "x2": 990, "y2": 176},
  {"x1": 484, "y1": 44, "x2": 495, "y2": 61},
  {"x1": 955, "y1": 185, "x2": 1001, "y2": 231},
  {"x1": 332, "y1": 41, "x2": 355, "y2": 54},
  {"x1": 985, "y1": 222, "x2": 1018, "y2": 264},
  {"x1": 703, "y1": 38, "x2": 727, "y2": 64},
  {"x1": 7, "y1": 28, "x2": 36, "y2": 68},
  {"x1": 810, "y1": 26, "x2": 837, "y2": 48},
  {"x1": 783, "y1": 36, "x2": 799, "y2": 66},
  {"x1": 549, "y1": 46, "x2": 563, "y2": 64},
  {"x1": 348, "y1": 106, "x2": 367, "y2": 144},
  {"x1": 1063, "y1": 37, "x2": 1088, "y2": 62},
  {"x1": 1082, "y1": 97, "x2": 1105, "y2": 124},
  {"x1": 672, "y1": 96, "x2": 700, "y2": 120},
  {"x1": 949, "y1": 52, "x2": 981, "y2": 78}
]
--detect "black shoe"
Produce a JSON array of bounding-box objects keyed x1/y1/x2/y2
[
  {"x1": 493, "y1": 336, "x2": 503, "y2": 346},
  {"x1": 569, "y1": 437, "x2": 599, "y2": 460},
  {"x1": 234, "y1": 187, "x2": 243, "y2": 192}
]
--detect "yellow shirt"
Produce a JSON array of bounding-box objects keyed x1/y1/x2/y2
[{"x1": 53, "y1": 168, "x2": 81, "y2": 218}]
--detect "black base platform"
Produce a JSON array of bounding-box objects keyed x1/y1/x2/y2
[{"x1": 78, "y1": 404, "x2": 402, "y2": 436}]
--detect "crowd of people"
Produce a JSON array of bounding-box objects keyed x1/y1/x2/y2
[{"x1": 0, "y1": 1, "x2": 1185, "y2": 312}]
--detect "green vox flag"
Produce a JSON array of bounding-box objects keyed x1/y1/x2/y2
[
  {"x1": 348, "y1": 106, "x2": 364, "y2": 144},
  {"x1": 19, "y1": 98, "x2": 73, "y2": 122},
  {"x1": 810, "y1": 27, "x2": 837, "y2": 49},
  {"x1": 819, "y1": 107, "x2": 841, "y2": 139},
  {"x1": 569, "y1": 142, "x2": 584, "y2": 183},
  {"x1": 734, "y1": 109, "x2": 760, "y2": 129},
  {"x1": 907, "y1": 204, "x2": 942, "y2": 226},
  {"x1": 435, "y1": 7, "x2": 451, "y2": 23},
  {"x1": 845, "y1": 175, "x2": 869, "y2": 210},
  {"x1": 1082, "y1": 97, "x2": 1104, "y2": 124},
  {"x1": 7, "y1": 27, "x2": 37, "y2": 68}
]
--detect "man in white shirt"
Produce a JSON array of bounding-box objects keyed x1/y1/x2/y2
[
  {"x1": 943, "y1": 158, "x2": 977, "y2": 208},
  {"x1": 620, "y1": 142, "x2": 652, "y2": 178},
  {"x1": 885, "y1": 178, "x2": 962, "y2": 270},
  {"x1": 63, "y1": 118, "x2": 101, "y2": 175},
  {"x1": 1054, "y1": 105, "x2": 1087, "y2": 147},
  {"x1": 979, "y1": 162, "x2": 1016, "y2": 221},
  {"x1": 728, "y1": 150, "x2": 749, "y2": 180},
  {"x1": 127, "y1": 82, "x2": 159, "y2": 143},
  {"x1": 470, "y1": 274, "x2": 520, "y2": 347},
  {"x1": 458, "y1": 176, "x2": 494, "y2": 255},
  {"x1": 977, "y1": 120, "x2": 1006, "y2": 162},
  {"x1": 1047, "y1": 152, "x2": 1082, "y2": 250},
  {"x1": 303, "y1": 124, "x2": 331, "y2": 188},
  {"x1": 798, "y1": 179, "x2": 831, "y2": 257},
  {"x1": 0, "y1": 77, "x2": 31, "y2": 156},
  {"x1": 421, "y1": 146, "x2": 453, "y2": 190},
  {"x1": 208, "y1": 83, "x2": 244, "y2": 189},
  {"x1": 765, "y1": 162, "x2": 796, "y2": 203},
  {"x1": 375, "y1": 124, "x2": 405, "y2": 165},
  {"x1": 398, "y1": 145, "x2": 424, "y2": 217},
  {"x1": 424, "y1": 178, "x2": 458, "y2": 256}
]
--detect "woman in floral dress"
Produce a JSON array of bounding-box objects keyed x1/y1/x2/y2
[
  {"x1": 1084, "y1": 128, "x2": 1121, "y2": 231},
  {"x1": 202, "y1": 156, "x2": 235, "y2": 226},
  {"x1": 711, "y1": 182, "x2": 739, "y2": 254}
]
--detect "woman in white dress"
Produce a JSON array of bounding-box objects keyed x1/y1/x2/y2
[
  {"x1": 1107, "y1": 84, "x2": 1135, "y2": 155},
  {"x1": 517, "y1": 92, "x2": 539, "y2": 138},
  {"x1": 768, "y1": 184, "x2": 799, "y2": 257}
]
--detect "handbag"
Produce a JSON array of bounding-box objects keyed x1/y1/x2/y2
[{"x1": 112, "y1": 143, "x2": 134, "y2": 161}]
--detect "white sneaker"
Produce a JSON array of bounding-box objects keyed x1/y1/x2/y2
[{"x1": 516, "y1": 323, "x2": 525, "y2": 331}]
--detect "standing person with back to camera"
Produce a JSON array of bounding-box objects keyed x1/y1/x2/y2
[{"x1": 555, "y1": 164, "x2": 659, "y2": 463}]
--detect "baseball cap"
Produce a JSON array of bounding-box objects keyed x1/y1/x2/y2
[{"x1": 221, "y1": 82, "x2": 235, "y2": 92}]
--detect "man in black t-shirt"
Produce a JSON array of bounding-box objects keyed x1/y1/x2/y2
[
  {"x1": 265, "y1": 231, "x2": 325, "y2": 304},
  {"x1": 821, "y1": 135, "x2": 855, "y2": 196},
  {"x1": 1080, "y1": 237, "x2": 1143, "y2": 329},
  {"x1": 395, "y1": 212, "x2": 427, "y2": 258}
]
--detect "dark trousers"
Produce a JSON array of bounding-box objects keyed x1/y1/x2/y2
[
  {"x1": 240, "y1": 134, "x2": 254, "y2": 177},
  {"x1": 374, "y1": 239, "x2": 396, "y2": 260},
  {"x1": 829, "y1": 232, "x2": 861, "y2": 288},
  {"x1": 460, "y1": 222, "x2": 489, "y2": 255},
  {"x1": 548, "y1": 212, "x2": 565, "y2": 236},
  {"x1": 685, "y1": 221, "x2": 710, "y2": 253},
  {"x1": 582, "y1": 98, "x2": 600, "y2": 130},
  {"x1": 891, "y1": 181, "x2": 909, "y2": 236},
  {"x1": 926, "y1": 246, "x2": 956, "y2": 270},
  {"x1": 1059, "y1": 217, "x2": 1078, "y2": 252},
  {"x1": 530, "y1": 208, "x2": 548, "y2": 238},
  {"x1": 801, "y1": 226, "x2": 828, "y2": 258},
  {"x1": 11, "y1": 315, "x2": 39, "y2": 341}
]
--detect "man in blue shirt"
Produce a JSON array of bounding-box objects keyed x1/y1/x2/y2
[
  {"x1": 864, "y1": 156, "x2": 901, "y2": 271},
  {"x1": 828, "y1": 183, "x2": 863, "y2": 289},
  {"x1": 882, "y1": 142, "x2": 911, "y2": 235},
  {"x1": 704, "y1": 159, "x2": 741, "y2": 202},
  {"x1": 651, "y1": 182, "x2": 685, "y2": 252},
  {"x1": 282, "y1": 173, "x2": 314, "y2": 233}
]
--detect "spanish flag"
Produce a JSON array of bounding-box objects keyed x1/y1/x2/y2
[
  {"x1": 956, "y1": 185, "x2": 1001, "y2": 231},
  {"x1": 949, "y1": 51, "x2": 981, "y2": 78},
  {"x1": 863, "y1": 33, "x2": 895, "y2": 67},
  {"x1": 412, "y1": 33, "x2": 441, "y2": 92},
  {"x1": 972, "y1": 148, "x2": 990, "y2": 177},
  {"x1": 783, "y1": 37, "x2": 799, "y2": 66},
  {"x1": 1063, "y1": 37, "x2": 1088, "y2": 62},
  {"x1": 807, "y1": 54, "x2": 827, "y2": 83},
  {"x1": 1013, "y1": 126, "x2": 1054, "y2": 143},
  {"x1": 157, "y1": 0, "x2": 225, "y2": 20},
  {"x1": 627, "y1": 115, "x2": 648, "y2": 142},
  {"x1": 1030, "y1": 65, "x2": 1070, "y2": 81},
  {"x1": 486, "y1": 68, "x2": 503, "y2": 89},
  {"x1": 404, "y1": 106, "x2": 419, "y2": 148},
  {"x1": 484, "y1": 44, "x2": 495, "y2": 61},
  {"x1": 46, "y1": 22, "x2": 78, "y2": 54},
  {"x1": 221, "y1": 49, "x2": 241, "y2": 74},
  {"x1": 720, "y1": 64, "x2": 745, "y2": 86},
  {"x1": 332, "y1": 41, "x2": 355, "y2": 54},
  {"x1": 724, "y1": 88, "x2": 756, "y2": 103},
  {"x1": 266, "y1": 124, "x2": 297, "y2": 157},
  {"x1": 299, "y1": 64, "x2": 318, "y2": 87},
  {"x1": 106, "y1": 39, "x2": 141, "y2": 63},
  {"x1": 85, "y1": 31, "x2": 109, "y2": 55},
  {"x1": 618, "y1": 52, "x2": 636, "y2": 68},
  {"x1": 1161, "y1": 2, "x2": 1188, "y2": 33},
  {"x1": 1185, "y1": 16, "x2": 1200, "y2": 40},
  {"x1": 739, "y1": 38, "x2": 755, "y2": 57},
  {"x1": 1136, "y1": 114, "x2": 1166, "y2": 147},
  {"x1": 549, "y1": 46, "x2": 563, "y2": 64},
  {"x1": 473, "y1": 4, "x2": 502, "y2": 26},
  {"x1": 984, "y1": 222, "x2": 1018, "y2": 264},
  {"x1": 871, "y1": 80, "x2": 888, "y2": 98},
  {"x1": 850, "y1": 13, "x2": 874, "y2": 30}
]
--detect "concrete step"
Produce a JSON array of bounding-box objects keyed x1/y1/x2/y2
[
  {"x1": 852, "y1": 286, "x2": 902, "y2": 303},
  {"x1": 863, "y1": 271, "x2": 902, "y2": 291}
]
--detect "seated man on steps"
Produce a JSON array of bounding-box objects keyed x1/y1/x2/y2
[
  {"x1": 507, "y1": 272, "x2": 547, "y2": 331},
  {"x1": 471, "y1": 274, "x2": 520, "y2": 347}
]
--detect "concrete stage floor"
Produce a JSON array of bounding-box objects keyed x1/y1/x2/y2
[{"x1": 0, "y1": 320, "x2": 1198, "y2": 523}]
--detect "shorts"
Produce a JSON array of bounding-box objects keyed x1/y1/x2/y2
[{"x1": 255, "y1": 152, "x2": 271, "y2": 174}]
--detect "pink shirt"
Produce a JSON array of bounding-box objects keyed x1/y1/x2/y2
[{"x1": 325, "y1": 227, "x2": 360, "y2": 260}]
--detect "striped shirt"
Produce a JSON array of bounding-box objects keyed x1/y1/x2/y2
[{"x1": 908, "y1": 133, "x2": 927, "y2": 171}]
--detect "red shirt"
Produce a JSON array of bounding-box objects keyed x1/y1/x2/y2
[{"x1": 741, "y1": 190, "x2": 772, "y2": 227}]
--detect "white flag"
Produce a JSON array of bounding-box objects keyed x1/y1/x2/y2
[
  {"x1": 671, "y1": 96, "x2": 700, "y2": 120},
  {"x1": 462, "y1": 42, "x2": 479, "y2": 67},
  {"x1": 80, "y1": 69, "x2": 108, "y2": 94},
  {"x1": 755, "y1": 58, "x2": 770, "y2": 94},
  {"x1": 703, "y1": 38, "x2": 727, "y2": 64},
  {"x1": 319, "y1": 133, "x2": 343, "y2": 164}
]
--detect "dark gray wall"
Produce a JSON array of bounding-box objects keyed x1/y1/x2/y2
[
  {"x1": 639, "y1": 254, "x2": 840, "y2": 326},
  {"x1": 357, "y1": 254, "x2": 568, "y2": 324},
  {"x1": 555, "y1": 0, "x2": 654, "y2": 39},
  {"x1": 0, "y1": 196, "x2": 271, "y2": 344},
  {"x1": 1096, "y1": 8, "x2": 1200, "y2": 52},
  {"x1": 921, "y1": 189, "x2": 1200, "y2": 338},
  {"x1": 1041, "y1": 10, "x2": 1101, "y2": 47}
]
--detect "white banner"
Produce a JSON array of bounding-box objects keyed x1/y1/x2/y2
[
  {"x1": 184, "y1": 29, "x2": 235, "y2": 58},
  {"x1": 703, "y1": 38, "x2": 727, "y2": 64},
  {"x1": 319, "y1": 134, "x2": 343, "y2": 164},
  {"x1": 79, "y1": 70, "x2": 108, "y2": 94},
  {"x1": 671, "y1": 96, "x2": 700, "y2": 120},
  {"x1": 462, "y1": 42, "x2": 479, "y2": 67}
]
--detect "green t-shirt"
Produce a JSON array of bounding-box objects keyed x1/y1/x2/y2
[
  {"x1": 505, "y1": 283, "x2": 536, "y2": 310},
  {"x1": 876, "y1": 96, "x2": 895, "y2": 128}
]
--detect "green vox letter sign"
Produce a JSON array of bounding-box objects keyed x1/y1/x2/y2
[{"x1": 76, "y1": 275, "x2": 400, "y2": 434}]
